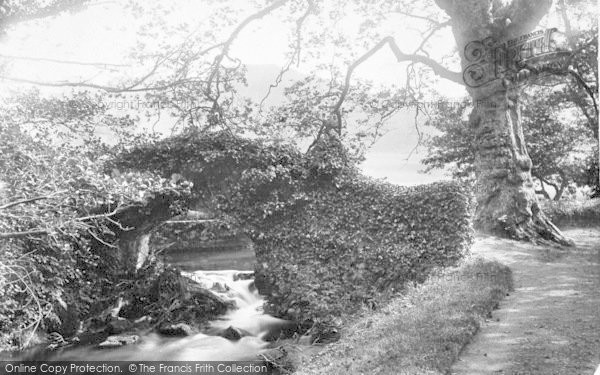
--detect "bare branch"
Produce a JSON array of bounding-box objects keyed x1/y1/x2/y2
[
  {"x1": 0, "y1": 190, "x2": 66, "y2": 210},
  {"x1": 0, "y1": 204, "x2": 123, "y2": 239},
  {"x1": 413, "y1": 20, "x2": 451, "y2": 55},
  {"x1": 333, "y1": 38, "x2": 391, "y2": 134},
  {"x1": 206, "y1": 0, "x2": 289, "y2": 96},
  {"x1": 0, "y1": 229, "x2": 49, "y2": 239},
  {"x1": 0, "y1": 53, "x2": 129, "y2": 69},
  {"x1": 387, "y1": 37, "x2": 462, "y2": 83},
  {"x1": 259, "y1": 0, "x2": 316, "y2": 108},
  {"x1": 332, "y1": 35, "x2": 462, "y2": 134},
  {"x1": 87, "y1": 228, "x2": 117, "y2": 248},
  {"x1": 568, "y1": 67, "x2": 599, "y2": 122},
  {"x1": 76, "y1": 205, "x2": 122, "y2": 222},
  {"x1": 0, "y1": 74, "x2": 195, "y2": 93},
  {"x1": 394, "y1": 9, "x2": 446, "y2": 25}
]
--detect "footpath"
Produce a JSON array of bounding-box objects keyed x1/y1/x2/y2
[{"x1": 451, "y1": 228, "x2": 600, "y2": 375}]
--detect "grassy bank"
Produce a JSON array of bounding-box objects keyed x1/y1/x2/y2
[{"x1": 292, "y1": 258, "x2": 513, "y2": 375}]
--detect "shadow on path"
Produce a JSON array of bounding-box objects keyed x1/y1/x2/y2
[{"x1": 451, "y1": 228, "x2": 600, "y2": 375}]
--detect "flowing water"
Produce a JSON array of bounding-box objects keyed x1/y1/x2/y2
[{"x1": 5, "y1": 241, "x2": 293, "y2": 362}]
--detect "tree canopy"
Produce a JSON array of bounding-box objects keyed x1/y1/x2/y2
[{"x1": 0, "y1": 0, "x2": 598, "y2": 349}]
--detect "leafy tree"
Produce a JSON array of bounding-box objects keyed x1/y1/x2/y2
[
  {"x1": 0, "y1": 91, "x2": 186, "y2": 349},
  {"x1": 424, "y1": 90, "x2": 594, "y2": 201},
  {"x1": 0, "y1": 0, "x2": 597, "y2": 245},
  {"x1": 0, "y1": 0, "x2": 91, "y2": 36}
]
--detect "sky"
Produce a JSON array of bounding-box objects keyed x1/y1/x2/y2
[{"x1": 0, "y1": 0, "x2": 479, "y2": 185}]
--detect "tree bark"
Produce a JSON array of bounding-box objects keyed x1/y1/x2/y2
[
  {"x1": 554, "y1": 170, "x2": 569, "y2": 201},
  {"x1": 436, "y1": 0, "x2": 574, "y2": 245},
  {"x1": 535, "y1": 176, "x2": 551, "y2": 200},
  {"x1": 469, "y1": 87, "x2": 572, "y2": 245}
]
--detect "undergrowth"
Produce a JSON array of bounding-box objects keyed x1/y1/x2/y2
[{"x1": 291, "y1": 258, "x2": 513, "y2": 375}]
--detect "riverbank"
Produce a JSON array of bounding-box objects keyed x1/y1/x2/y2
[{"x1": 291, "y1": 257, "x2": 513, "y2": 375}]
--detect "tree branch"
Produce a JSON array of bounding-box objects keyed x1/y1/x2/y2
[
  {"x1": 0, "y1": 53, "x2": 129, "y2": 69},
  {"x1": 386, "y1": 36, "x2": 462, "y2": 83},
  {"x1": 568, "y1": 67, "x2": 599, "y2": 124},
  {"x1": 332, "y1": 35, "x2": 462, "y2": 134},
  {"x1": 0, "y1": 229, "x2": 49, "y2": 239},
  {"x1": 1, "y1": 0, "x2": 91, "y2": 30},
  {"x1": 259, "y1": 0, "x2": 316, "y2": 108},
  {"x1": 0, "y1": 191, "x2": 66, "y2": 210},
  {"x1": 206, "y1": 0, "x2": 289, "y2": 96}
]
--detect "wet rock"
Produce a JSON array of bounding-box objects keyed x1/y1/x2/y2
[
  {"x1": 98, "y1": 335, "x2": 139, "y2": 348},
  {"x1": 158, "y1": 323, "x2": 196, "y2": 336},
  {"x1": 253, "y1": 270, "x2": 273, "y2": 295},
  {"x1": 46, "y1": 332, "x2": 67, "y2": 350},
  {"x1": 259, "y1": 348, "x2": 286, "y2": 362},
  {"x1": 297, "y1": 334, "x2": 314, "y2": 345},
  {"x1": 261, "y1": 321, "x2": 300, "y2": 342},
  {"x1": 105, "y1": 317, "x2": 132, "y2": 334},
  {"x1": 132, "y1": 315, "x2": 152, "y2": 330},
  {"x1": 311, "y1": 327, "x2": 340, "y2": 344},
  {"x1": 233, "y1": 272, "x2": 254, "y2": 281},
  {"x1": 47, "y1": 302, "x2": 80, "y2": 338},
  {"x1": 218, "y1": 326, "x2": 251, "y2": 341},
  {"x1": 248, "y1": 281, "x2": 257, "y2": 293},
  {"x1": 211, "y1": 282, "x2": 229, "y2": 293}
]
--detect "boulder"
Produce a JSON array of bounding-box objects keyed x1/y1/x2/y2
[
  {"x1": 233, "y1": 272, "x2": 254, "y2": 281},
  {"x1": 105, "y1": 317, "x2": 132, "y2": 334},
  {"x1": 218, "y1": 326, "x2": 251, "y2": 341},
  {"x1": 49, "y1": 302, "x2": 80, "y2": 338},
  {"x1": 98, "y1": 335, "x2": 139, "y2": 348},
  {"x1": 211, "y1": 282, "x2": 229, "y2": 293},
  {"x1": 158, "y1": 323, "x2": 196, "y2": 336}
]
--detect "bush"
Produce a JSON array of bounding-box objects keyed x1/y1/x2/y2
[
  {"x1": 0, "y1": 125, "x2": 192, "y2": 350},
  {"x1": 294, "y1": 258, "x2": 513, "y2": 375},
  {"x1": 111, "y1": 131, "x2": 474, "y2": 328},
  {"x1": 253, "y1": 179, "x2": 474, "y2": 325},
  {"x1": 542, "y1": 199, "x2": 600, "y2": 227}
]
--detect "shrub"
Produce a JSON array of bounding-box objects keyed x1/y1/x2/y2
[
  {"x1": 253, "y1": 179, "x2": 474, "y2": 325},
  {"x1": 0, "y1": 125, "x2": 191, "y2": 350},
  {"x1": 111, "y1": 131, "x2": 474, "y2": 328},
  {"x1": 542, "y1": 199, "x2": 600, "y2": 227},
  {"x1": 294, "y1": 258, "x2": 513, "y2": 375}
]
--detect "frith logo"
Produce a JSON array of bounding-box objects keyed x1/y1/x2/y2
[{"x1": 463, "y1": 28, "x2": 572, "y2": 87}]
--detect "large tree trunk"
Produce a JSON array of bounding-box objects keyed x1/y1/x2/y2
[
  {"x1": 469, "y1": 86, "x2": 573, "y2": 245},
  {"x1": 436, "y1": 0, "x2": 574, "y2": 245}
]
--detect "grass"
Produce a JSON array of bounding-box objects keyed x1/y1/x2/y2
[
  {"x1": 542, "y1": 198, "x2": 600, "y2": 227},
  {"x1": 291, "y1": 258, "x2": 513, "y2": 375}
]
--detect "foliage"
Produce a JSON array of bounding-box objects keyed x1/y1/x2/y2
[
  {"x1": 116, "y1": 264, "x2": 231, "y2": 326},
  {"x1": 0, "y1": 0, "x2": 91, "y2": 35},
  {"x1": 0, "y1": 94, "x2": 191, "y2": 350},
  {"x1": 541, "y1": 198, "x2": 600, "y2": 227},
  {"x1": 294, "y1": 258, "x2": 513, "y2": 375},
  {"x1": 421, "y1": 99, "x2": 475, "y2": 179},
  {"x1": 254, "y1": 179, "x2": 474, "y2": 326},
  {"x1": 112, "y1": 131, "x2": 474, "y2": 329},
  {"x1": 423, "y1": 90, "x2": 595, "y2": 200}
]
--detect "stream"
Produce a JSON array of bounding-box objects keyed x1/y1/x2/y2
[{"x1": 3, "y1": 241, "x2": 294, "y2": 362}]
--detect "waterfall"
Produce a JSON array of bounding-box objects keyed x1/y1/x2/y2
[
  {"x1": 18, "y1": 270, "x2": 293, "y2": 362},
  {"x1": 135, "y1": 234, "x2": 151, "y2": 270}
]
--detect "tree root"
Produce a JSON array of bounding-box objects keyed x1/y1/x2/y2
[{"x1": 501, "y1": 212, "x2": 575, "y2": 247}]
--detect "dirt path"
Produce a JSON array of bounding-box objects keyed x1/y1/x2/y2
[{"x1": 451, "y1": 228, "x2": 600, "y2": 375}]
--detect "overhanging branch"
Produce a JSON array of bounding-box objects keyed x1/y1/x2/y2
[
  {"x1": 205, "y1": 0, "x2": 289, "y2": 96},
  {"x1": 386, "y1": 37, "x2": 462, "y2": 83},
  {"x1": 0, "y1": 54, "x2": 129, "y2": 69},
  {"x1": 332, "y1": 35, "x2": 462, "y2": 134}
]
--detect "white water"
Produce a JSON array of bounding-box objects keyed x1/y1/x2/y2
[
  {"x1": 34, "y1": 270, "x2": 289, "y2": 361},
  {"x1": 186, "y1": 270, "x2": 293, "y2": 339}
]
